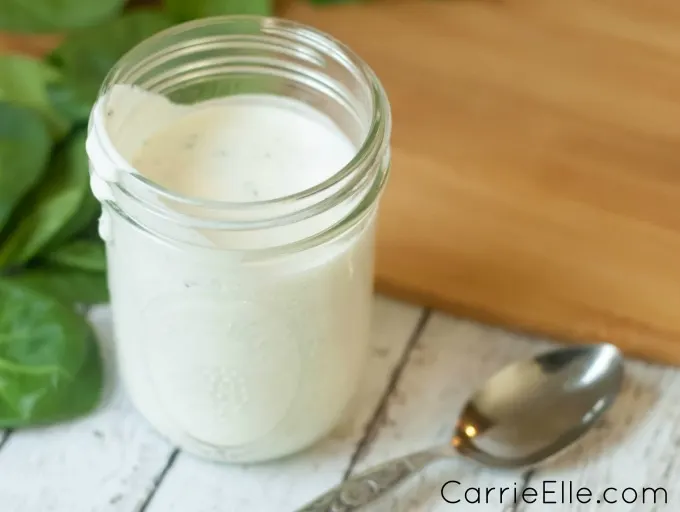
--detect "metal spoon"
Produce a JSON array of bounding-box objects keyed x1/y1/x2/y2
[{"x1": 297, "y1": 343, "x2": 623, "y2": 511}]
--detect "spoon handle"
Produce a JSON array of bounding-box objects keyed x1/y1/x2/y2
[{"x1": 295, "y1": 448, "x2": 446, "y2": 511}]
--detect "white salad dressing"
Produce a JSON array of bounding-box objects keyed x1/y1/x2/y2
[{"x1": 87, "y1": 85, "x2": 377, "y2": 461}]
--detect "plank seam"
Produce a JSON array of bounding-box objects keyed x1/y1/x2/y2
[
  {"x1": 137, "y1": 448, "x2": 180, "y2": 512},
  {"x1": 510, "y1": 469, "x2": 535, "y2": 512},
  {"x1": 341, "y1": 308, "x2": 432, "y2": 481},
  {"x1": 0, "y1": 430, "x2": 12, "y2": 453}
]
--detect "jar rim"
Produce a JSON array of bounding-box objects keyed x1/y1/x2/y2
[{"x1": 96, "y1": 15, "x2": 390, "y2": 213}]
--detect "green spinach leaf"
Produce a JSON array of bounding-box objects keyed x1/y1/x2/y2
[
  {"x1": 46, "y1": 81, "x2": 93, "y2": 127},
  {"x1": 0, "y1": 102, "x2": 52, "y2": 238},
  {"x1": 45, "y1": 131, "x2": 100, "y2": 251},
  {"x1": 0, "y1": 55, "x2": 69, "y2": 138},
  {"x1": 0, "y1": 279, "x2": 103, "y2": 427},
  {"x1": 10, "y1": 268, "x2": 109, "y2": 306},
  {"x1": 48, "y1": 11, "x2": 175, "y2": 111},
  {"x1": 0, "y1": 0, "x2": 126, "y2": 33},
  {"x1": 165, "y1": 0, "x2": 273, "y2": 22},
  {"x1": 47, "y1": 240, "x2": 106, "y2": 272},
  {"x1": 47, "y1": 189, "x2": 101, "y2": 251},
  {"x1": 0, "y1": 131, "x2": 90, "y2": 267}
]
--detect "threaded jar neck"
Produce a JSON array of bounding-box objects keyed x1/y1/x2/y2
[{"x1": 87, "y1": 16, "x2": 391, "y2": 252}]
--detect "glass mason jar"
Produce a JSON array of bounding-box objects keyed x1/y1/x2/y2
[{"x1": 86, "y1": 16, "x2": 391, "y2": 463}]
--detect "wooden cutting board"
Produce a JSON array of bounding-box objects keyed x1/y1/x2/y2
[
  {"x1": 5, "y1": 0, "x2": 680, "y2": 365},
  {"x1": 284, "y1": 0, "x2": 680, "y2": 365}
]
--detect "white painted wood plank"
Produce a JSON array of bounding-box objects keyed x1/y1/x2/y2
[
  {"x1": 0, "y1": 306, "x2": 174, "y2": 512},
  {"x1": 145, "y1": 296, "x2": 423, "y2": 512},
  {"x1": 519, "y1": 359, "x2": 679, "y2": 512},
  {"x1": 350, "y1": 312, "x2": 552, "y2": 512}
]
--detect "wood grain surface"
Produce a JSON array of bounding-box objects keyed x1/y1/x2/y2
[
  {"x1": 4, "y1": 0, "x2": 680, "y2": 365},
  {"x1": 285, "y1": 0, "x2": 680, "y2": 365},
  {"x1": 1, "y1": 302, "x2": 677, "y2": 511}
]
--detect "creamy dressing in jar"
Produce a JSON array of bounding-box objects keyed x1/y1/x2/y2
[{"x1": 86, "y1": 17, "x2": 391, "y2": 463}]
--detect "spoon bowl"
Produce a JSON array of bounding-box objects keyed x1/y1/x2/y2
[
  {"x1": 455, "y1": 343, "x2": 623, "y2": 468},
  {"x1": 297, "y1": 343, "x2": 623, "y2": 511}
]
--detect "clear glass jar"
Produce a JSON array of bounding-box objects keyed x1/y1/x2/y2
[{"x1": 86, "y1": 16, "x2": 390, "y2": 463}]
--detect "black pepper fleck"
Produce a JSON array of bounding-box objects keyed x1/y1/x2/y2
[{"x1": 183, "y1": 134, "x2": 198, "y2": 150}]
